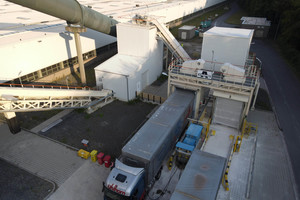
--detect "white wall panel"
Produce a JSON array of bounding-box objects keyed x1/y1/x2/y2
[
  {"x1": 0, "y1": 27, "x2": 116, "y2": 82},
  {"x1": 201, "y1": 27, "x2": 253, "y2": 68}
]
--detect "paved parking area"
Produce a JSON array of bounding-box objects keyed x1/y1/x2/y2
[{"x1": 0, "y1": 124, "x2": 85, "y2": 187}]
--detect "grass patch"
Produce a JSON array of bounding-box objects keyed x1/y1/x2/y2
[
  {"x1": 225, "y1": 10, "x2": 248, "y2": 25},
  {"x1": 127, "y1": 98, "x2": 141, "y2": 105},
  {"x1": 170, "y1": 5, "x2": 230, "y2": 39},
  {"x1": 17, "y1": 110, "x2": 62, "y2": 130},
  {"x1": 75, "y1": 108, "x2": 85, "y2": 113},
  {"x1": 84, "y1": 114, "x2": 91, "y2": 119}
]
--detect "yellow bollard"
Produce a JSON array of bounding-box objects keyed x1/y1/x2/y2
[
  {"x1": 211, "y1": 130, "x2": 216, "y2": 136},
  {"x1": 90, "y1": 150, "x2": 98, "y2": 162}
]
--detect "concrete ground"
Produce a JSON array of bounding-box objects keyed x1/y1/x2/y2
[
  {"x1": 0, "y1": 99, "x2": 156, "y2": 200},
  {"x1": 49, "y1": 161, "x2": 111, "y2": 200},
  {"x1": 0, "y1": 81, "x2": 296, "y2": 200},
  {"x1": 217, "y1": 109, "x2": 296, "y2": 200}
]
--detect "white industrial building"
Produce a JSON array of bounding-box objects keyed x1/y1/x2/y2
[
  {"x1": 95, "y1": 23, "x2": 163, "y2": 101},
  {"x1": 0, "y1": 0, "x2": 226, "y2": 97},
  {"x1": 201, "y1": 27, "x2": 254, "y2": 69}
]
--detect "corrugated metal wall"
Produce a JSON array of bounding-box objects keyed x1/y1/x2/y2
[{"x1": 213, "y1": 97, "x2": 244, "y2": 128}]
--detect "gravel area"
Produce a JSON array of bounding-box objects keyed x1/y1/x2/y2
[
  {"x1": 0, "y1": 158, "x2": 54, "y2": 200},
  {"x1": 40, "y1": 100, "x2": 156, "y2": 159}
]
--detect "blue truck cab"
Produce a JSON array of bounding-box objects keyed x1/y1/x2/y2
[{"x1": 176, "y1": 123, "x2": 203, "y2": 165}]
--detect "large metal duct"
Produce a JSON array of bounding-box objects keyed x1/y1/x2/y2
[{"x1": 7, "y1": 0, "x2": 118, "y2": 36}]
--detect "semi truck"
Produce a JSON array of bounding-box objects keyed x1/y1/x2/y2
[{"x1": 103, "y1": 89, "x2": 195, "y2": 200}]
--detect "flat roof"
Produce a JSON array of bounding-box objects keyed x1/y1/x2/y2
[
  {"x1": 179, "y1": 25, "x2": 196, "y2": 31},
  {"x1": 204, "y1": 27, "x2": 254, "y2": 38},
  {"x1": 170, "y1": 150, "x2": 226, "y2": 200},
  {"x1": 94, "y1": 54, "x2": 146, "y2": 76},
  {"x1": 241, "y1": 17, "x2": 271, "y2": 26}
]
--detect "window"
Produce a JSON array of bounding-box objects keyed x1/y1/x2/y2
[{"x1": 116, "y1": 174, "x2": 127, "y2": 183}]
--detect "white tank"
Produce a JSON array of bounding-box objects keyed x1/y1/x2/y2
[
  {"x1": 181, "y1": 59, "x2": 205, "y2": 75},
  {"x1": 221, "y1": 63, "x2": 246, "y2": 83}
]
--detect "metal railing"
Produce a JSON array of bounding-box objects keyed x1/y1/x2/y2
[
  {"x1": 168, "y1": 59, "x2": 259, "y2": 92},
  {"x1": 0, "y1": 82, "x2": 92, "y2": 90}
]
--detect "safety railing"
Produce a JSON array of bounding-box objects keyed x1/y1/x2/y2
[
  {"x1": 168, "y1": 63, "x2": 259, "y2": 89},
  {"x1": 0, "y1": 82, "x2": 92, "y2": 90}
]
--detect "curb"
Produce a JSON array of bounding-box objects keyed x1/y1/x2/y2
[
  {"x1": 245, "y1": 136, "x2": 257, "y2": 199},
  {"x1": 279, "y1": 130, "x2": 299, "y2": 200},
  {"x1": 260, "y1": 78, "x2": 282, "y2": 131}
]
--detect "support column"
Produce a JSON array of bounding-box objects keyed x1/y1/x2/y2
[
  {"x1": 167, "y1": 77, "x2": 171, "y2": 97},
  {"x1": 194, "y1": 89, "x2": 202, "y2": 119},
  {"x1": 165, "y1": 46, "x2": 169, "y2": 71},
  {"x1": 4, "y1": 112, "x2": 21, "y2": 134},
  {"x1": 245, "y1": 89, "x2": 254, "y2": 116},
  {"x1": 65, "y1": 26, "x2": 87, "y2": 85},
  {"x1": 37, "y1": 70, "x2": 43, "y2": 79},
  {"x1": 251, "y1": 82, "x2": 260, "y2": 110}
]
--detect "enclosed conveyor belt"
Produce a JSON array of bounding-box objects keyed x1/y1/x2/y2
[
  {"x1": 0, "y1": 86, "x2": 113, "y2": 112},
  {"x1": 7, "y1": 0, "x2": 118, "y2": 36},
  {"x1": 151, "y1": 18, "x2": 191, "y2": 61}
]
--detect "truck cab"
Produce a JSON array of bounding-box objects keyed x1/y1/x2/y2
[
  {"x1": 103, "y1": 160, "x2": 145, "y2": 200},
  {"x1": 175, "y1": 124, "x2": 203, "y2": 165}
]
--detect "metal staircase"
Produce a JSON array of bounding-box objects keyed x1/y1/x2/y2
[{"x1": 0, "y1": 84, "x2": 113, "y2": 112}]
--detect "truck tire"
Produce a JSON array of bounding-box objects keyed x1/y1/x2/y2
[{"x1": 155, "y1": 167, "x2": 162, "y2": 180}]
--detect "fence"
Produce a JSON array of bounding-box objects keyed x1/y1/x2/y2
[{"x1": 137, "y1": 92, "x2": 167, "y2": 104}]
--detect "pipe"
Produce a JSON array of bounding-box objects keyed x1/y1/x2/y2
[{"x1": 7, "y1": 0, "x2": 118, "y2": 36}]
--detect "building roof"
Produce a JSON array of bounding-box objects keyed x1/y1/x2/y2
[
  {"x1": 0, "y1": 0, "x2": 227, "y2": 81},
  {"x1": 170, "y1": 150, "x2": 226, "y2": 200},
  {"x1": 94, "y1": 54, "x2": 147, "y2": 76},
  {"x1": 179, "y1": 25, "x2": 196, "y2": 31},
  {"x1": 204, "y1": 27, "x2": 254, "y2": 38},
  {"x1": 241, "y1": 17, "x2": 271, "y2": 26}
]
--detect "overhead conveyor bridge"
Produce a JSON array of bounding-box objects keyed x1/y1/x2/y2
[
  {"x1": 150, "y1": 18, "x2": 191, "y2": 62},
  {"x1": 0, "y1": 84, "x2": 113, "y2": 112}
]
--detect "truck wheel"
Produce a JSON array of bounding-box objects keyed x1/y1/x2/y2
[{"x1": 155, "y1": 167, "x2": 162, "y2": 180}]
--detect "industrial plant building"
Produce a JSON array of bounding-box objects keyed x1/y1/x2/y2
[{"x1": 0, "y1": 0, "x2": 226, "y2": 86}]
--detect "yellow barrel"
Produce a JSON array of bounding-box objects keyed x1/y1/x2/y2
[
  {"x1": 77, "y1": 149, "x2": 90, "y2": 159},
  {"x1": 90, "y1": 150, "x2": 98, "y2": 162}
]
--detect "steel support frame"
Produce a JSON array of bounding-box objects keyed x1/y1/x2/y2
[{"x1": 0, "y1": 99, "x2": 91, "y2": 112}]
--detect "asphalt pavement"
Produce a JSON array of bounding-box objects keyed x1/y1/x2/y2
[{"x1": 250, "y1": 39, "x2": 300, "y2": 198}]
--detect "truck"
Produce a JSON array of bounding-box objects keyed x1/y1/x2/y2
[
  {"x1": 175, "y1": 123, "x2": 203, "y2": 166},
  {"x1": 103, "y1": 89, "x2": 195, "y2": 200}
]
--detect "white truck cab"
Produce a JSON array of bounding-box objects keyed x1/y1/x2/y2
[{"x1": 104, "y1": 160, "x2": 145, "y2": 200}]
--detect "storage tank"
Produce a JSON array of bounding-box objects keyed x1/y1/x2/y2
[
  {"x1": 181, "y1": 59, "x2": 205, "y2": 75},
  {"x1": 221, "y1": 63, "x2": 246, "y2": 83}
]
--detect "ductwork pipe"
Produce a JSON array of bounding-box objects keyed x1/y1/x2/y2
[{"x1": 7, "y1": 0, "x2": 118, "y2": 36}]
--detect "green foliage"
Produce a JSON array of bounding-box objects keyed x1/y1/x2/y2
[
  {"x1": 75, "y1": 108, "x2": 85, "y2": 113},
  {"x1": 225, "y1": 10, "x2": 249, "y2": 25},
  {"x1": 170, "y1": 5, "x2": 230, "y2": 39},
  {"x1": 238, "y1": 0, "x2": 300, "y2": 76},
  {"x1": 84, "y1": 114, "x2": 91, "y2": 119},
  {"x1": 127, "y1": 98, "x2": 141, "y2": 105}
]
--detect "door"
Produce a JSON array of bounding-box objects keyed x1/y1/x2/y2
[
  {"x1": 213, "y1": 97, "x2": 244, "y2": 129},
  {"x1": 181, "y1": 32, "x2": 187, "y2": 40}
]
